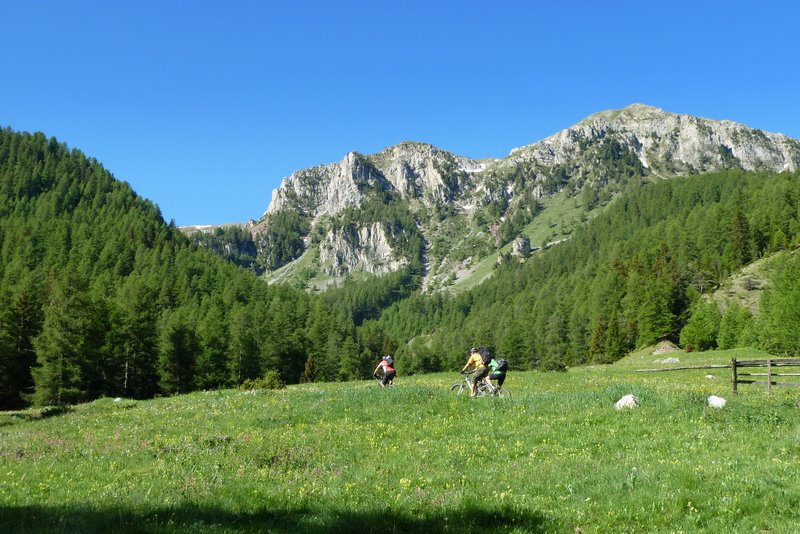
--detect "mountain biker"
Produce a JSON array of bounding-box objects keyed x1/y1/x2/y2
[
  {"x1": 461, "y1": 347, "x2": 490, "y2": 396},
  {"x1": 487, "y1": 356, "x2": 507, "y2": 390},
  {"x1": 373, "y1": 355, "x2": 396, "y2": 387}
]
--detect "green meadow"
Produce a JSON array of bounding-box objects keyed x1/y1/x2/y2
[{"x1": 2, "y1": 348, "x2": 799, "y2": 533}]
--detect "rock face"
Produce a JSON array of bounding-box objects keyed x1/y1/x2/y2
[
  {"x1": 318, "y1": 222, "x2": 406, "y2": 276},
  {"x1": 266, "y1": 142, "x2": 484, "y2": 220},
  {"x1": 507, "y1": 104, "x2": 799, "y2": 177},
  {"x1": 251, "y1": 104, "x2": 800, "y2": 285},
  {"x1": 511, "y1": 236, "x2": 531, "y2": 259}
]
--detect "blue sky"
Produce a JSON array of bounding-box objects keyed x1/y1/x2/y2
[{"x1": 3, "y1": 1, "x2": 799, "y2": 225}]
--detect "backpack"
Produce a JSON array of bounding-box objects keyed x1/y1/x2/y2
[
  {"x1": 496, "y1": 358, "x2": 509, "y2": 372},
  {"x1": 478, "y1": 348, "x2": 492, "y2": 366}
]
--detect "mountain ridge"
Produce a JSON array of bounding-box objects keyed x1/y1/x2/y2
[{"x1": 187, "y1": 104, "x2": 800, "y2": 290}]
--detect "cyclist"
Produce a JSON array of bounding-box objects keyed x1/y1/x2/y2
[
  {"x1": 460, "y1": 347, "x2": 490, "y2": 396},
  {"x1": 487, "y1": 356, "x2": 507, "y2": 391},
  {"x1": 373, "y1": 355, "x2": 396, "y2": 387}
]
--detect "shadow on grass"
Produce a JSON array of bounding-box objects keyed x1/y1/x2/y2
[
  {"x1": 0, "y1": 502, "x2": 553, "y2": 533},
  {"x1": 0, "y1": 405, "x2": 73, "y2": 426}
]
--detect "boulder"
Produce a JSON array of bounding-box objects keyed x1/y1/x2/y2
[
  {"x1": 653, "y1": 357, "x2": 680, "y2": 364},
  {"x1": 614, "y1": 394, "x2": 640, "y2": 410},
  {"x1": 708, "y1": 395, "x2": 727, "y2": 408}
]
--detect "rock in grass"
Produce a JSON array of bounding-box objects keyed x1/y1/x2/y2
[
  {"x1": 614, "y1": 394, "x2": 640, "y2": 410},
  {"x1": 708, "y1": 395, "x2": 727, "y2": 408}
]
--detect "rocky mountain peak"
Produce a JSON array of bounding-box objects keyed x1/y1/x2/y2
[
  {"x1": 507, "y1": 104, "x2": 799, "y2": 175},
  {"x1": 253, "y1": 104, "x2": 800, "y2": 288}
]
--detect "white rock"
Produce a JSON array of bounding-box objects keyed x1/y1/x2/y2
[
  {"x1": 708, "y1": 395, "x2": 727, "y2": 408},
  {"x1": 653, "y1": 357, "x2": 680, "y2": 364},
  {"x1": 614, "y1": 394, "x2": 640, "y2": 410}
]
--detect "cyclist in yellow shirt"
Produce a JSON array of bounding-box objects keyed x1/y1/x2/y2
[{"x1": 461, "y1": 347, "x2": 490, "y2": 396}]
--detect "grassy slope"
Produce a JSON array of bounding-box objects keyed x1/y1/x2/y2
[
  {"x1": 452, "y1": 190, "x2": 589, "y2": 292},
  {"x1": 2, "y1": 350, "x2": 799, "y2": 533}
]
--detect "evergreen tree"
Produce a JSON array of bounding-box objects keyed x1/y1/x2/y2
[
  {"x1": 757, "y1": 254, "x2": 800, "y2": 355},
  {"x1": 729, "y1": 207, "x2": 754, "y2": 267},
  {"x1": 588, "y1": 319, "x2": 606, "y2": 363},
  {"x1": 228, "y1": 304, "x2": 261, "y2": 384},
  {"x1": 32, "y1": 274, "x2": 105, "y2": 405},
  {"x1": 541, "y1": 310, "x2": 568, "y2": 371},
  {"x1": 196, "y1": 299, "x2": 230, "y2": 390},
  {"x1": 299, "y1": 355, "x2": 317, "y2": 383},
  {"x1": 679, "y1": 300, "x2": 721, "y2": 351},
  {"x1": 0, "y1": 276, "x2": 43, "y2": 408},
  {"x1": 158, "y1": 310, "x2": 199, "y2": 395},
  {"x1": 108, "y1": 280, "x2": 159, "y2": 398},
  {"x1": 717, "y1": 302, "x2": 753, "y2": 349},
  {"x1": 604, "y1": 308, "x2": 627, "y2": 362}
]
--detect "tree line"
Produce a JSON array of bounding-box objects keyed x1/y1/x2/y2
[{"x1": 3, "y1": 127, "x2": 800, "y2": 410}]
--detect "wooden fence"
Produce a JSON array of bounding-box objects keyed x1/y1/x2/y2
[
  {"x1": 731, "y1": 357, "x2": 800, "y2": 393},
  {"x1": 637, "y1": 357, "x2": 800, "y2": 393}
]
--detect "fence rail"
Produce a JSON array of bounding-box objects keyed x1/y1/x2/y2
[
  {"x1": 636, "y1": 357, "x2": 800, "y2": 393},
  {"x1": 732, "y1": 358, "x2": 800, "y2": 393}
]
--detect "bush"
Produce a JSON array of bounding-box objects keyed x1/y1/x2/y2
[
  {"x1": 239, "y1": 371, "x2": 285, "y2": 391},
  {"x1": 679, "y1": 300, "x2": 721, "y2": 352}
]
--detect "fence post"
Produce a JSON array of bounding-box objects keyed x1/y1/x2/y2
[
  {"x1": 732, "y1": 357, "x2": 738, "y2": 394},
  {"x1": 767, "y1": 359, "x2": 772, "y2": 394}
]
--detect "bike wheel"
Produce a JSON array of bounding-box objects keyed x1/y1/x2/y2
[
  {"x1": 450, "y1": 383, "x2": 466, "y2": 395},
  {"x1": 496, "y1": 388, "x2": 511, "y2": 399},
  {"x1": 475, "y1": 383, "x2": 489, "y2": 397}
]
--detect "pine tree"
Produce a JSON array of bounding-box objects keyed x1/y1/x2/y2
[
  {"x1": 228, "y1": 304, "x2": 261, "y2": 384},
  {"x1": 717, "y1": 302, "x2": 753, "y2": 349},
  {"x1": 196, "y1": 299, "x2": 230, "y2": 390},
  {"x1": 0, "y1": 277, "x2": 43, "y2": 409},
  {"x1": 679, "y1": 300, "x2": 721, "y2": 351},
  {"x1": 158, "y1": 310, "x2": 199, "y2": 395},
  {"x1": 588, "y1": 319, "x2": 606, "y2": 362},
  {"x1": 604, "y1": 308, "x2": 627, "y2": 362},
  {"x1": 108, "y1": 280, "x2": 160, "y2": 399},
  {"x1": 757, "y1": 254, "x2": 800, "y2": 355},
  {"x1": 32, "y1": 274, "x2": 103, "y2": 405}
]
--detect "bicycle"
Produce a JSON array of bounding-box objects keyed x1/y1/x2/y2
[
  {"x1": 450, "y1": 371, "x2": 510, "y2": 398},
  {"x1": 373, "y1": 372, "x2": 394, "y2": 387}
]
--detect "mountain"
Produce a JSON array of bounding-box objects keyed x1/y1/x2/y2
[
  {"x1": 5, "y1": 116, "x2": 800, "y2": 409},
  {"x1": 245, "y1": 104, "x2": 800, "y2": 290}
]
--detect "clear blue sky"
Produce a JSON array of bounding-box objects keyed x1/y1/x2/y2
[{"x1": 3, "y1": 1, "x2": 799, "y2": 225}]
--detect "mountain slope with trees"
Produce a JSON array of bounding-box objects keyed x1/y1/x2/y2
[
  {"x1": 0, "y1": 129, "x2": 370, "y2": 409},
  {"x1": 360, "y1": 169, "x2": 800, "y2": 372},
  {"x1": 239, "y1": 104, "x2": 800, "y2": 291}
]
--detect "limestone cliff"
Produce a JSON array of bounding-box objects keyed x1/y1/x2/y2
[{"x1": 251, "y1": 104, "x2": 800, "y2": 289}]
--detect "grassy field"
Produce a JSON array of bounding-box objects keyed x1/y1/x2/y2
[{"x1": 2, "y1": 348, "x2": 799, "y2": 533}]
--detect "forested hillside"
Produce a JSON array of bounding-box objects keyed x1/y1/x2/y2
[
  {"x1": 0, "y1": 130, "x2": 387, "y2": 409},
  {"x1": 361, "y1": 169, "x2": 800, "y2": 373},
  {"x1": 4, "y1": 128, "x2": 800, "y2": 411}
]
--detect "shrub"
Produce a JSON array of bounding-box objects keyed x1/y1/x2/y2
[{"x1": 240, "y1": 371, "x2": 285, "y2": 391}]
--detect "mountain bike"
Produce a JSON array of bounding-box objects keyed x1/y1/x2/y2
[
  {"x1": 373, "y1": 371, "x2": 394, "y2": 387},
  {"x1": 450, "y1": 371, "x2": 510, "y2": 398}
]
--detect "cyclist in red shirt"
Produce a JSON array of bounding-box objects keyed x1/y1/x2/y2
[{"x1": 373, "y1": 355, "x2": 396, "y2": 387}]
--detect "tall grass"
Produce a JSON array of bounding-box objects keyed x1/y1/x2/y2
[{"x1": 2, "y1": 351, "x2": 799, "y2": 532}]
